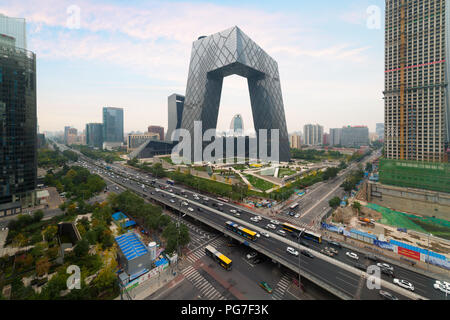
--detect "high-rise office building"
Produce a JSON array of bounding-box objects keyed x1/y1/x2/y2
[
  {"x1": 340, "y1": 126, "x2": 369, "y2": 148},
  {"x1": 148, "y1": 125, "x2": 164, "y2": 141},
  {"x1": 384, "y1": 0, "x2": 449, "y2": 162},
  {"x1": 0, "y1": 14, "x2": 26, "y2": 50},
  {"x1": 376, "y1": 123, "x2": 385, "y2": 140},
  {"x1": 230, "y1": 114, "x2": 244, "y2": 135},
  {"x1": 103, "y1": 107, "x2": 124, "y2": 143},
  {"x1": 167, "y1": 93, "x2": 185, "y2": 142},
  {"x1": 329, "y1": 128, "x2": 342, "y2": 146},
  {"x1": 303, "y1": 124, "x2": 324, "y2": 146},
  {"x1": 0, "y1": 42, "x2": 36, "y2": 209},
  {"x1": 86, "y1": 123, "x2": 103, "y2": 148}
]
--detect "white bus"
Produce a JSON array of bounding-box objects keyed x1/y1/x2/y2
[{"x1": 290, "y1": 203, "x2": 299, "y2": 210}]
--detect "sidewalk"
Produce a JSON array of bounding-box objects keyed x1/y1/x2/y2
[{"x1": 322, "y1": 231, "x2": 450, "y2": 281}]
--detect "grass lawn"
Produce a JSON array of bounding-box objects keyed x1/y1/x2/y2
[
  {"x1": 278, "y1": 168, "x2": 296, "y2": 178},
  {"x1": 244, "y1": 174, "x2": 275, "y2": 192}
]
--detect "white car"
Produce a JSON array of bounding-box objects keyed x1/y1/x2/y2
[
  {"x1": 182, "y1": 201, "x2": 188, "y2": 206},
  {"x1": 346, "y1": 252, "x2": 359, "y2": 260},
  {"x1": 188, "y1": 207, "x2": 194, "y2": 212},
  {"x1": 266, "y1": 224, "x2": 277, "y2": 230},
  {"x1": 294, "y1": 214, "x2": 300, "y2": 218},
  {"x1": 393, "y1": 279, "x2": 414, "y2": 291},
  {"x1": 246, "y1": 252, "x2": 257, "y2": 260},
  {"x1": 277, "y1": 230, "x2": 287, "y2": 237},
  {"x1": 261, "y1": 231, "x2": 270, "y2": 238},
  {"x1": 377, "y1": 262, "x2": 394, "y2": 271},
  {"x1": 433, "y1": 283, "x2": 450, "y2": 294},
  {"x1": 435, "y1": 280, "x2": 450, "y2": 289},
  {"x1": 255, "y1": 215, "x2": 262, "y2": 221},
  {"x1": 270, "y1": 220, "x2": 280, "y2": 225},
  {"x1": 287, "y1": 247, "x2": 299, "y2": 256},
  {"x1": 250, "y1": 217, "x2": 259, "y2": 222},
  {"x1": 230, "y1": 209, "x2": 237, "y2": 214},
  {"x1": 170, "y1": 199, "x2": 175, "y2": 203}
]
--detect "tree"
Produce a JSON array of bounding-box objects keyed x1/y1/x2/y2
[
  {"x1": 43, "y1": 225, "x2": 58, "y2": 242},
  {"x1": 13, "y1": 233, "x2": 28, "y2": 247},
  {"x1": 32, "y1": 210, "x2": 44, "y2": 223},
  {"x1": 36, "y1": 257, "x2": 51, "y2": 277},
  {"x1": 74, "y1": 238, "x2": 89, "y2": 258},
  {"x1": 329, "y1": 197, "x2": 341, "y2": 209},
  {"x1": 352, "y1": 201, "x2": 362, "y2": 217}
]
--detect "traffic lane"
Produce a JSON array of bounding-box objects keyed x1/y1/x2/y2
[
  {"x1": 88, "y1": 159, "x2": 436, "y2": 300},
  {"x1": 100, "y1": 173, "x2": 413, "y2": 300}
]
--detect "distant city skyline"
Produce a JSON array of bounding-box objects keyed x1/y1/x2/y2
[{"x1": 0, "y1": 0, "x2": 385, "y2": 134}]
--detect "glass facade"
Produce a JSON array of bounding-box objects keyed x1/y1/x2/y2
[
  {"x1": 167, "y1": 93, "x2": 185, "y2": 142},
  {"x1": 0, "y1": 14, "x2": 26, "y2": 50},
  {"x1": 180, "y1": 26, "x2": 290, "y2": 162},
  {"x1": 230, "y1": 114, "x2": 244, "y2": 135},
  {"x1": 0, "y1": 45, "x2": 37, "y2": 205},
  {"x1": 102, "y1": 107, "x2": 124, "y2": 143},
  {"x1": 86, "y1": 123, "x2": 103, "y2": 148}
]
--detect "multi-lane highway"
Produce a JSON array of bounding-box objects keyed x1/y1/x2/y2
[{"x1": 56, "y1": 143, "x2": 448, "y2": 300}]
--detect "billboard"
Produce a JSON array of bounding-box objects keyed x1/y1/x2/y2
[{"x1": 397, "y1": 246, "x2": 420, "y2": 261}]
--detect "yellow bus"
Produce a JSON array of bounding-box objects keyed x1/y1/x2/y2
[
  {"x1": 205, "y1": 245, "x2": 232, "y2": 270},
  {"x1": 225, "y1": 221, "x2": 258, "y2": 241}
]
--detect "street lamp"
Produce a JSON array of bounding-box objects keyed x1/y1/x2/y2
[{"x1": 297, "y1": 229, "x2": 305, "y2": 293}]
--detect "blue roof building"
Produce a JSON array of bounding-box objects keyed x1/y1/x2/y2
[{"x1": 115, "y1": 232, "x2": 152, "y2": 276}]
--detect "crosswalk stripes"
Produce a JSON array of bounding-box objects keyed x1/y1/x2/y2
[
  {"x1": 272, "y1": 273, "x2": 292, "y2": 300},
  {"x1": 181, "y1": 266, "x2": 226, "y2": 300},
  {"x1": 186, "y1": 237, "x2": 228, "y2": 263}
]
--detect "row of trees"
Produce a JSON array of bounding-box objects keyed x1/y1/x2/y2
[
  {"x1": 71, "y1": 145, "x2": 122, "y2": 163},
  {"x1": 108, "y1": 191, "x2": 190, "y2": 254},
  {"x1": 45, "y1": 166, "x2": 106, "y2": 200}
]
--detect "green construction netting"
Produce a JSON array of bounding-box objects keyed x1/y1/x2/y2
[{"x1": 365, "y1": 203, "x2": 450, "y2": 234}]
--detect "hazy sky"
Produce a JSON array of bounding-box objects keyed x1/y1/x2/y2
[{"x1": 1, "y1": 0, "x2": 386, "y2": 134}]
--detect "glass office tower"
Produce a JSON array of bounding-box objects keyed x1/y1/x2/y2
[
  {"x1": 102, "y1": 107, "x2": 124, "y2": 143},
  {"x1": 86, "y1": 123, "x2": 103, "y2": 148},
  {"x1": 0, "y1": 14, "x2": 26, "y2": 50},
  {"x1": 0, "y1": 45, "x2": 37, "y2": 207}
]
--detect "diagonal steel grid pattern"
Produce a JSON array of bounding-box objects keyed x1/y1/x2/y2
[{"x1": 180, "y1": 26, "x2": 290, "y2": 162}]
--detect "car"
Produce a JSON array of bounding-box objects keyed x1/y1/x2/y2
[
  {"x1": 381, "y1": 268, "x2": 395, "y2": 277},
  {"x1": 187, "y1": 207, "x2": 194, "y2": 212},
  {"x1": 435, "y1": 280, "x2": 450, "y2": 289},
  {"x1": 259, "y1": 281, "x2": 273, "y2": 294},
  {"x1": 230, "y1": 209, "x2": 237, "y2": 214},
  {"x1": 294, "y1": 214, "x2": 300, "y2": 218},
  {"x1": 197, "y1": 207, "x2": 203, "y2": 212},
  {"x1": 255, "y1": 215, "x2": 262, "y2": 221},
  {"x1": 286, "y1": 247, "x2": 299, "y2": 256},
  {"x1": 266, "y1": 224, "x2": 277, "y2": 230},
  {"x1": 218, "y1": 207, "x2": 224, "y2": 212},
  {"x1": 377, "y1": 262, "x2": 394, "y2": 272},
  {"x1": 393, "y1": 279, "x2": 414, "y2": 291},
  {"x1": 203, "y1": 197, "x2": 208, "y2": 201},
  {"x1": 253, "y1": 258, "x2": 264, "y2": 264},
  {"x1": 301, "y1": 250, "x2": 314, "y2": 258},
  {"x1": 379, "y1": 290, "x2": 399, "y2": 300},
  {"x1": 353, "y1": 263, "x2": 367, "y2": 271},
  {"x1": 346, "y1": 252, "x2": 359, "y2": 260},
  {"x1": 321, "y1": 249, "x2": 334, "y2": 257},
  {"x1": 328, "y1": 241, "x2": 342, "y2": 248},
  {"x1": 170, "y1": 199, "x2": 175, "y2": 203},
  {"x1": 182, "y1": 201, "x2": 188, "y2": 206},
  {"x1": 328, "y1": 247, "x2": 338, "y2": 255},
  {"x1": 260, "y1": 231, "x2": 270, "y2": 238},
  {"x1": 433, "y1": 283, "x2": 450, "y2": 294},
  {"x1": 246, "y1": 252, "x2": 257, "y2": 260},
  {"x1": 150, "y1": 192, "x2": 155, "y2": 195},
  {"x1": 250, "y1": 217, "x2": 259, "y2": 222},
  {"x1": 217, "y1": 203, "x2": 223, "y2": 206},
  {"x1": 300, "y1": 240, "x2": 310, "y2": 248},
  {"x1": 366, "y1": 253, "x2": 378, "y2": 262},
  {"x1": 289, "y1": 212, "x2": 295, "y2": 217},
  {"x1": 270, "y1": 220, "x2": 280, "y2": 225},
  {"x1": 277, "y1": 230, "x2": 287, "y2": 237}
]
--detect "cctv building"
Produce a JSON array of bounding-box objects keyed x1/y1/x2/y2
[{"x1": 180, "y1": 26, "x2": 290, "y2": 162}]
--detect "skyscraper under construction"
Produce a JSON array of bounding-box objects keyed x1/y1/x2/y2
[{"x1": 384, "y1": 0, "x2": 450, "y2": 163}]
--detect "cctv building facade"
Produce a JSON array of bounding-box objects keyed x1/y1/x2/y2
[{"x1": 180, "y1": 26, "x2": 290, "y2": 162}]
